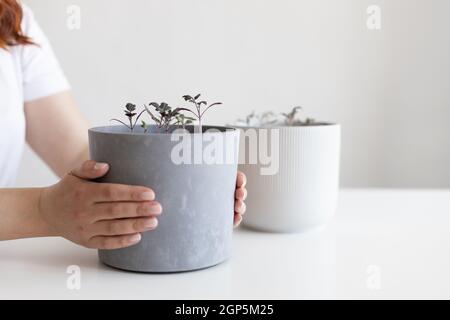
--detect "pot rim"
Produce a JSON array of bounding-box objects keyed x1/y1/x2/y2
[
  {"x1": 232, "y1": 122, "x2": 340, "y2": 130},
  {"x1": 89, "y1": 125, "x2": 238, "y2": 136}
]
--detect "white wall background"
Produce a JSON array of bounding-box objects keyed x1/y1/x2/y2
[{"x1": 17, "y1": 0, "x2": 450, "y2": 188}]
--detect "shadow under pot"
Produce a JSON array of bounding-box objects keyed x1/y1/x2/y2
[{"x1": 88, "y1": 125, "x2": 240, "y2": 273}]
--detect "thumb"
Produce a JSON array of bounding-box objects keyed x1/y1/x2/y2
[{"x1": 69, "y1": 160, "x2": 110, "y2": 180}]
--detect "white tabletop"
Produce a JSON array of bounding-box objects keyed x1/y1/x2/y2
[{"x1": 1, "y1": 189, "x2": 450, "y2": 300}]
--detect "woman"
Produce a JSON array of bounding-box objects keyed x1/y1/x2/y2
[{"x1": 0, "y1": 0, "x2": 247, "y2": 249}]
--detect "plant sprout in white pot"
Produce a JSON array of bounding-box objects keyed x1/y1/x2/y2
[{"x1": 233, "y1": 107, "x2": 340, "y2": 233}]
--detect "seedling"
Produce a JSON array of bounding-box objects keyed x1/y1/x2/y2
[
  {"x1": 144, "y1": 102, "x2": 196, "y2": 132},
  {"x1": 182, "y1": 94, "x2": 222, "y2": 133},
  {"x1": 112, "y1": 94, "x2": 219, "y2": 133},
  {"x1": 111, "y1": 103, "x2": 146, "y2": 131},
  {"x1": 282, "y1": 106, "x2": 302, "y2": 126},
  {"x1": 141, "y1": 121, "x2": 150, "y2": 133},
  {"x1": 235, "y1": 106, "x2": 315, "y2": 127},
  {"x1": 175, "y1": 113, "x2": 196, "y2": 129},
  {"x1": 235, "y1": 110, "x2": 278, "y2": 127}
]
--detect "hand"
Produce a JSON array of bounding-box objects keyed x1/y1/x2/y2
[
  {"x1": 38, "y1": 160, "x2": 162, "y2": 249},
  {"x1": 234, "y1": 171, "x2": 247, "y2": 227}
]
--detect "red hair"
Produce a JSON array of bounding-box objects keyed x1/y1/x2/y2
[{"x1": 0, "y1": 0, "x2": 33, "y2": 49}]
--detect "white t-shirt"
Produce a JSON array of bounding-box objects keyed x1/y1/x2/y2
[{"x1": 0, "y1": 5, "x2": 69, "y2": 187}]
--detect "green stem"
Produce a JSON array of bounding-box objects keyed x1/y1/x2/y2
[
  {"x1": 132, "y1": 110, "x2": 146, "y2": 129},
  {"x1": 110, "y1": 119, "x2": 131, "y2": 130}
]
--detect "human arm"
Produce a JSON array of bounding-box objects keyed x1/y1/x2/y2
[{"x1": 0, "y1": 160, "x2": 162, "y2": 249}]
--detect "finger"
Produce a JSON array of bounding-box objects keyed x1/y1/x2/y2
[
  {"x1": 92, "y1": 201, "x2": 162, "y2": 222},
  {"x1": 236, "y1": 171, "x2": 247, "y2": 188},
  {"x1": 91, "y1": 217, "x2": 158, "y2": 236},
  {"x1": 235, "y1": 187, "x2": 248, "y2": 201},
  {"x1": 91, "y1": 183, "x2": 156, "y2": 203},
  {"x1": 235, "y1": 199, "x2": 246, "y2": 214},
  {"x1": 70, "y1": 160, "x2": 109, "y2": 180},
  {"x1": 234, "y1": 213, "x2": 243, "y2": 227},
  {"x1": 87, "y1": 233, "x2": 142, "y2": 250}
]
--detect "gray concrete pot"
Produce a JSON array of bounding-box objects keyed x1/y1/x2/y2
[{"x1": 88, "y1": 125, "x2": 240, "y2": 273}]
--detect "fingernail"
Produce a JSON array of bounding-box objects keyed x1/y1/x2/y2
[
  {"x1": 235, "y1": 215, "x2": 243, "y2": 227},
  {"x1": 94, "y1": 162, "x2": 108, "y2": 170},
  {"x1": 140, "y1": 191, "x2": 155, "y2": 201},
  {"x1": 129, "y1": 233, "x2": 141, "y2": 243},
  {"x1": 143, "y1": 218, "x2": 158, "y2": 229},
  {"x1": 149, "y1": 203, "x2": 162, "y2": 214}
]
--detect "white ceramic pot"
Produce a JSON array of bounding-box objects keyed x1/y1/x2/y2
[{"x1": 238, "y1": 124, "x2": 341, "y2": 233}]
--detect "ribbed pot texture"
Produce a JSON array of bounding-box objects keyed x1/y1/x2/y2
[
  {"x1": 238, "y1": 124, "x2": 341, "y2": 233},
  {"x1": 88, "y1": 125, "x2": 240, "y2": 272}
]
